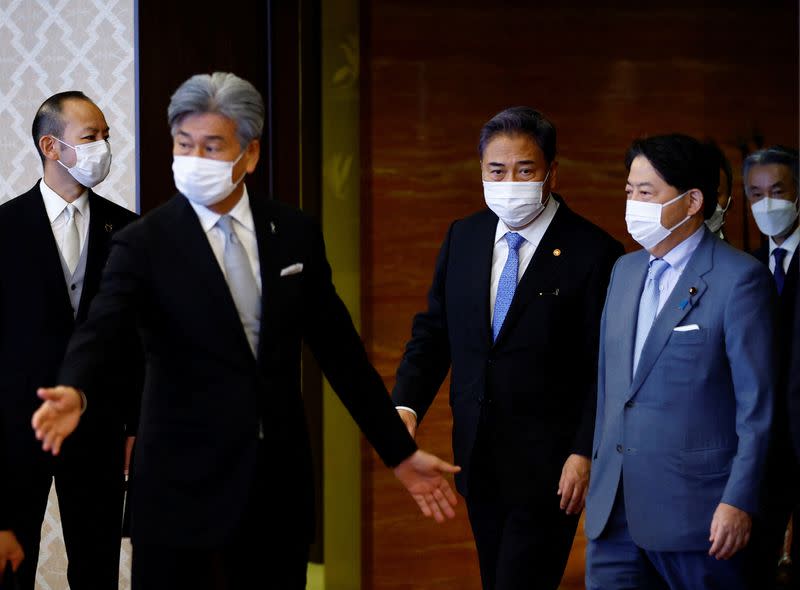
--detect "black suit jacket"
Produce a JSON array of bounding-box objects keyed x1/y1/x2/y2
[
  {"x1": 753, "y1": 243, "x2": 799, "y2": 465},
  {"x1": 57, "y1": 193, "x2": 417, "y2": 547},
  {"x1": 0, "y1": 182, "x2": 140, "y2": 531},
  {"x1": 392, "y1": 196, "x2": 623, "y2": 503}
]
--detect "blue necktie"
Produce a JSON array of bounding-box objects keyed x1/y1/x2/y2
[
  {"x1": 492, "y1": 232, "x2": 525, "y2": 341},
  {"x1": 773, "y1": 248, "x2": 787, "y2": 295},
  {"x1": 217, "y1": 215, "x2": 261, "y2": 355},
  {"x1": 633, "y1": 258, "x2": 670, "y2": 375}
]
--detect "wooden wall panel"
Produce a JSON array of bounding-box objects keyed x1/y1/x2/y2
[{"x1": 361, "y1": 2, "x2": 798, "y2": 589}]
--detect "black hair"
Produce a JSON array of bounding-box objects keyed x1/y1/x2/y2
[
  {"x1": 625, "y1": 133, "x2": 719, "y2": 219},
  {"x1": 31, "y1": 91, "x2": 93, "y2": 162},
  {"x1": 478, "y1": 106, "x2": 556, "y2": 165}
]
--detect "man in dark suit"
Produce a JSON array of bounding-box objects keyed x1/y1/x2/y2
[
  {"x1": 392, "y1": 106, "x2": 623, "y2": 590},
  {"x1": 743, "y1": 146, "x2": 800, "y2": 587},
  {"x1": 585, "y1": 134, "x2": 775, "y2": 589},
  {"x1": 0, "y1": 91, "x2": 140, "y2": 587},
  {"x1": 31, "y1": 72, "x2": 459, "y2": 590}
]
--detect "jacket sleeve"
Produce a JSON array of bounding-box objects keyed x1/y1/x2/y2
[
  {"x1": 301, "y1": 218, "x2": 417, "y2": 468},
  {"x1": 391, "y1": 222, "x2": 455, "y2": 424},
  {"x1": 572, "y1": 238, "x2": 624, "y2": 457},
  {"x1": 720, "y1": 263, "x2": 776, "y2": 514},
  {"x1": 58, "y1": 226, "x2": 147, "y2": 400}
]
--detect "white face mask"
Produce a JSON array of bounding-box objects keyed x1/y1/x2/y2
[
  {"x1": 625, "y1": 190, "x2": 691, "y2": 251},
  {"x1": 483, "y1": 170, "x2": 550, "y2": 228},
  {"x1": 53, "y1": 137, "x2": 112, "y2": 188},
  {"x1": 705, "y1": 195, "x2": 731, "y2": 234},
  {"x1": 750, "y1": 196, "x2": 799, "y2": 237},
  {"x1": 172, "y1": 151, "x2": 246, "y2": 207}
]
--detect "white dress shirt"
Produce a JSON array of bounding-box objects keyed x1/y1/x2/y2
[
  {"x1": 40, "y1": 179, "x2": 90, "y2": 256},
  {"x1": 769, "y1": 225, "x2": 800, "y2": 274},
  {"x1": 649, "y1": 225, "x2": 705, "y2": 315},
  {"x1": 489, "y1": 196, "x2": 559, "y2": 323},
  {"x1": 187, "y1": 186, "x2": 262, "y2": 295},
  {"x1": 397, "y1": 195, "x2": 560, "y2": 419}
]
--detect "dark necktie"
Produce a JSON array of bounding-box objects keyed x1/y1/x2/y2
[{"x1": 773, "y1": 248, "x2": 787, "y2": 295}]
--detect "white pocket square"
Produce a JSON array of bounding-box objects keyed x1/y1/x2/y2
[
  {"x1": 280, "y1": 263, "x2": 304, "y2": 277},
  {"x1": 673, "y1": 324, "x2": 700, "y2": 332}
]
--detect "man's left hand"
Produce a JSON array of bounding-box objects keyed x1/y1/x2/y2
[
  {"x1": 558, "y1": 454, "x2": 590, "y2": 515},
  {"x1": 393, "y1": 450, "x2": 461, "y2": 523},
  {"x1": 709, "y1": 503, "x2": 751, "y2": 559}
]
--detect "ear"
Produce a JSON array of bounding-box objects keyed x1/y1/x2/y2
[
  {"x1": 687, "y1": 188, "x2": 705, "y2": 217},
  {"x1": 548, "y1": 160, "x2": 559, "y2": 192},
  {"x1": 245, "y1": 139, "x2": 260, "y2": 173},
  {"x1": 39, "y1": 135, "x2": 60, "y2": 161}
]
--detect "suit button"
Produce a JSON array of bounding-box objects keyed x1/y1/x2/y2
[
  {"x1": 624, "y1": 401, "x2": 634, "y2": 408},
  {"x1": 70, "y1": 284, "x2": 77, "y2": 291},
  {"x1": 616, "y1": 444, "x2": 623, "y2": 453}
]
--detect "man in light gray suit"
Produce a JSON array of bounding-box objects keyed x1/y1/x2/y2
[{"x1": 585, "y1": 134, "x2": 775, "y2": 589}]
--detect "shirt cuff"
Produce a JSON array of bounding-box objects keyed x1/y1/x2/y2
[{"x1": 395, "y1": 406, "x2": 417, "y2": 419}]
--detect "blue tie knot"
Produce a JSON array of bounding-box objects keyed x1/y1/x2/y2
[
  {"x1": 505, "y1": 232, "x2": 525, "y2": 252},
  {"x1": 648, "y1": 258, "x2": 669, "y2": 283}
]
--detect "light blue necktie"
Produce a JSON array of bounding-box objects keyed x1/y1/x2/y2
[
  {"x1": 492, "y1": 232, "x2": 525, "y2": 341},
  {"x1": 217, "y1": 215, "x2": 261, "y2": 356},
  {"x1": 632, "y1": 258, "x2": 670, "y2": 375}
]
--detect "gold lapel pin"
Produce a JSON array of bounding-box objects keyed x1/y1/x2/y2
[
  {"x1": 104, "y1": 223, "x2": 113, "y2": 233},
  {"x1": 553, "y1": 248, "x2": 562, "y2": 257},
  {"x1": 689, "y1": 286, "x2": 698, "y2": 296}
]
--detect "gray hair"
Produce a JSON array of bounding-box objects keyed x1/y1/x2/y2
[
  {"x1": 167, "y1": 72, "x2": 265, "y2": 148},
  {"x1": 742, "y1": 146, "x2": 799, "y2": 196}
]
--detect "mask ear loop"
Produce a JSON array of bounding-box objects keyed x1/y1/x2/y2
[
  {"x1": 540, "y1": 167, "x2": 552, "y2": 206},
  {"x1": 231, "y1": 149, "x2": 248, "y2": 186},
  {"x1": 49, "y1": 136, "x2": 77, "y2": 171}
]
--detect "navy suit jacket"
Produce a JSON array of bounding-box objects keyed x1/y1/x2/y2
[
  {"x1": 585, "y1": 228, "x2": 776, "y2": 551},
  {"x1": 392, "y1": 196, "x2": 623, "y2": 503}
]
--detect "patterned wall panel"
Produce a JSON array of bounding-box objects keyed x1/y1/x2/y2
[
  {"x1": 0, "y1": 1, "x2": 136, "y2": 588},
  {"x1": 0, "y1": 0, "x2": 136, "y2": 211}
]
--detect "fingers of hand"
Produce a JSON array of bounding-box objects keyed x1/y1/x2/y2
[
  {"x1": 560, "y1": 477, "x2": 575, "y2": 510},
  {"x1": 432, "y1": 487, "x2": 456, "y2": 520},
  {"x1": 566, "y1": 482, "x2": 585, "y2": 514},
  {"x1": 413, "y1": 494, "x2": 432, "y2": 518},
  {"x1": 425, "y1": 493, "x2": 445, "y2": 523},
  {"x1": 441, "y1": 482, "x2": 458, "y2": 507}
]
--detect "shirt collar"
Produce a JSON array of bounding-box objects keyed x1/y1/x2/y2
[
  {"x1": 188, "y1": 185, "x2": 254, "y2": 234},
  {"x1": 769, "y1": 224, "x2": 800, "y2": 260},
  {"x1": 494, "y1": 194, "x2": 560, "y2": 246},
  {"x1": 652, "y1": 224, "x2": 706, "y2": 272},
  {"x1": 40, "y1": 178, "x2": 89, "y2": 223}
]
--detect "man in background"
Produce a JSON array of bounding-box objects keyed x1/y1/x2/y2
[
  {"x1": 744, "y1": 146, "x2": 799, "y2": 588},
  {"x1": 0, "y1": 91, "x2": 140, "y2": 587}
]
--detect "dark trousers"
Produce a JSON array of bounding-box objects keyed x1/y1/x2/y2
[
  {"x1": 13, "y1": 457, "x2": 125, "y2": 590},
  {"x1": 586, "y1": 485, "x2": 750, "y2": 590},
  {"x1": 132, "y1": 444, "x2": 310, "y2": 590},
  {"x1": 749, "y1": 443, "x2": 800, "y2": 589},
  {"x1": 465, "y1": 438, "x2": 579, "y2": 590}
]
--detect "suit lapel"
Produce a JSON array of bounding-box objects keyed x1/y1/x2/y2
[
  {"x1": 250, "y1": 195, "x2": 281, "y2": 362},
  {"x1": 628, "y1": 231, "x2": 713, "y2": 397},
  {"x1": 168, "y1": 196, "x2": 254, "y2": 360},
  {"x1": 493, "y1": 203, "x2": 566, "y2": 347},
  {"x1": 24, "y1": 185, "x2": 74, "y2": 320},
  {"x1": 77, "y1": 191, "x2": 110, "y2": 319},
  {"x1": 613, "y1": 251, "x2": 649, "y2": 390},
  {"x1": 471, "y1": 212, "x2": 498, "y2": 347}
]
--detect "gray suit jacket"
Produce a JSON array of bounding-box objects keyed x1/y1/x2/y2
[{"x1": 585, "y1": 228, "x2": 776, "y2": 551}]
